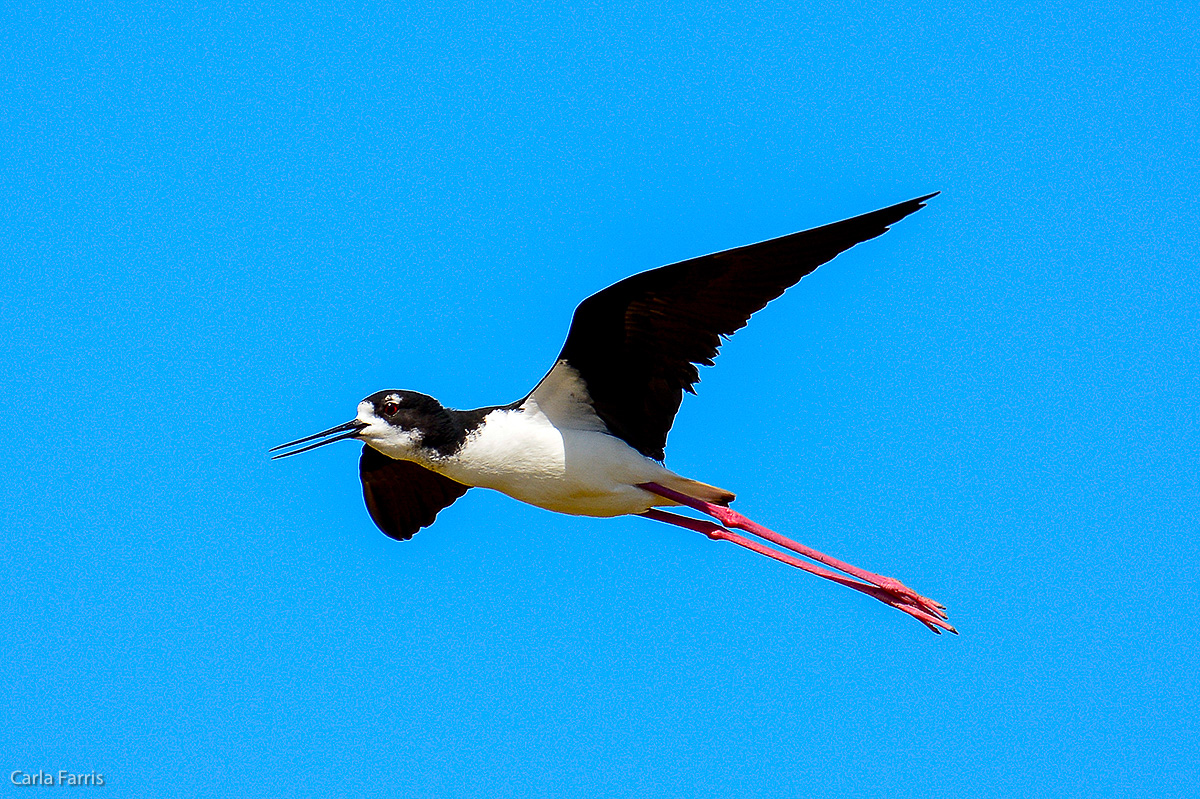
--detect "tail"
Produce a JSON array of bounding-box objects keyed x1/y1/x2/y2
[{"x1": 659, "y1": 475, "x2": 735, "y2": 507}]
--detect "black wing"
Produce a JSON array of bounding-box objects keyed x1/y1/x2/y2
[
  {"x1": 556, "y1": 193, "x2": 937, "y2": 460},
  {"x1": 359, "y1": 445, "x2": 470, "y2": 541}
]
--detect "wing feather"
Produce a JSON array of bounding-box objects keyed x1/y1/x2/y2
[
  {"x1": 359, "y1": 446, "x2": 470, "y2": 541},
  {"x1": 554, "y1": 193, "x2": 937, "y2": 459}
]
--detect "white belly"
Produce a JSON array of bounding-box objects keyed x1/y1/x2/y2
[{"x1": 433, "y1": 407, "x2": 680, "y2": 517}]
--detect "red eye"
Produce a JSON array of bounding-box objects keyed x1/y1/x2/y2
[{"x1": 382, "y1": 401, "x2": 400, "y2": 416}]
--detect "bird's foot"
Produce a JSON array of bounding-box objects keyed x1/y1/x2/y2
[{"x1": 869, "y1": 575, "x2": 949, "y2": 623}]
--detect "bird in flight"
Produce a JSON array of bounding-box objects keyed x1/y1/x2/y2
[{"x1": 272, "y1": 193, "x2": 954, "y2": 633}]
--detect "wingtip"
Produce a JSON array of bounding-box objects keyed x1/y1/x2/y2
[{"x1": 855, "y1": 191, "x2": 940, "y2": 235}]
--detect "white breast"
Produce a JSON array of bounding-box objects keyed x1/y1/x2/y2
[{"x1": 433, "y1": 362, "x2": 682, "y2": 516}]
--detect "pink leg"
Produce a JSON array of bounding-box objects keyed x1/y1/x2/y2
[
  {"x1": 641, "y1": 509, "x2": 954, "y2": 633},
  {"x1": 639, "y1": 482, "x2": 955, "y2": 633}
]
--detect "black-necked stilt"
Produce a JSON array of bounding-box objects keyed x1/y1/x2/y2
[{"x1": 272, "y1": 193, "x2": 954, "y2": 633}]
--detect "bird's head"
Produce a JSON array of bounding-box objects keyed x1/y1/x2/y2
[{"x1": 270, "y1": 390, "x2": 449, "y2": 462}]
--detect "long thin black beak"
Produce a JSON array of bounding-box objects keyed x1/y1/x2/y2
[{"x1": 270, "y1": 420, "x2": 369, "y2": 459}]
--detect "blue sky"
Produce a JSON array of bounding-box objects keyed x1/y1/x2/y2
[{"x1": 2, "y1": 1, "x2": 1197, "y2": 796}]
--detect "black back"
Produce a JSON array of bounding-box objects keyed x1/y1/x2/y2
[{"x1": 557, "y1": 193, "x2": 937, "y2": 460}]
